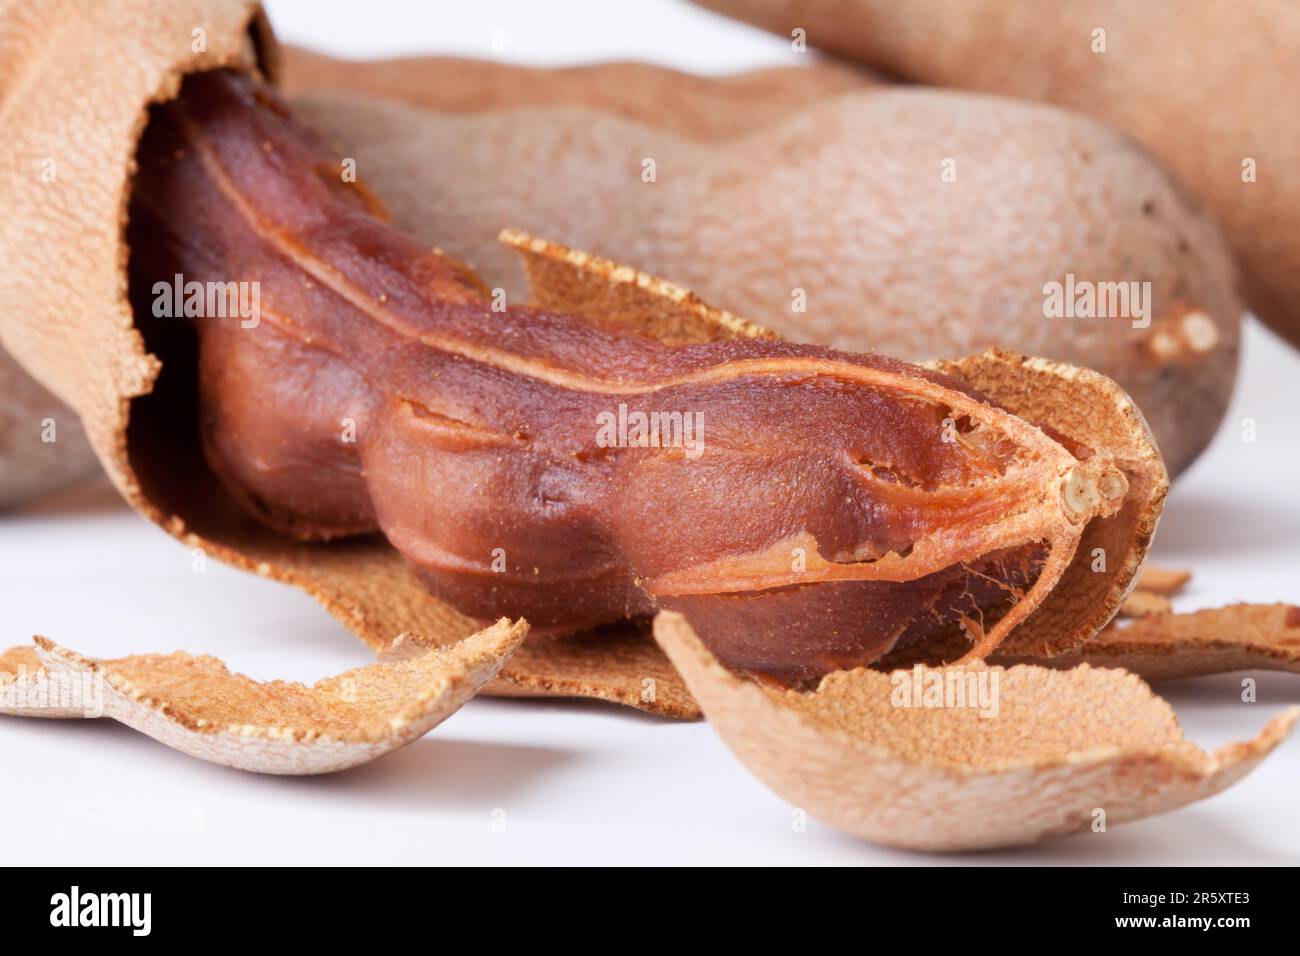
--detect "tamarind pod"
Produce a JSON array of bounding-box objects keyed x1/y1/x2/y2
[
  {"x1": 693, "y1": 0, "x2": 1300, "y2": 350},
  {"x1": 288, "y1": 87, "x2": 1240, "y2": 479},
  {"x1": 130, "y1": 71, "x2": 1129, "y2": 682}
]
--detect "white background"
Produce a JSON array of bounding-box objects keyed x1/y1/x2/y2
[{"x1": 2, "y1": 0, "x2": 1297, "y2": 865}]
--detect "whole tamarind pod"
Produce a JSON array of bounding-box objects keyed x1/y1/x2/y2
[
  {"x1": 694, "y1": 0, "x2": 1300, "y2": 350},
  {"x1": 128, "y1": 71, "x2": 1138, "y2": 682},
  {"x1": 288, "y1": 86, "x2": 1240, "y2": 480}
]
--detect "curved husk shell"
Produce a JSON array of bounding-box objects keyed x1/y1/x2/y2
[
  {"x1": 0, "y1": 620, "x2": 524, "y2": 774},
  {"x1": 654, "y1": 610, "x2": 1297, "y2": 850},
  {"x1": 0, "y1": 0, "x2": 270, "y2": 449}
]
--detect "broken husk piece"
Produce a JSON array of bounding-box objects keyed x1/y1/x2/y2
[
  {"x1": 653, "y1": 610, "x2": 1297, "y2": 850},
  {"x1": 1134, "y1": 565, "x2": 1193, "y2": 595},
  {"x1": 0, "y1": 620, "x2": 525, "y2": 773},
  {"x1": 1120, "y1": 590, "x2": 1174, "y2": 619},
  {"x1": 1117, "y1": 564, "x2": 1191, "y2": 617},
  {"x1": 1019, "y1": 603, "x2": 1300, "y2": 682}
]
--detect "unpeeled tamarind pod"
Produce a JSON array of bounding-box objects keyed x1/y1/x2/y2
[
  {"x1": 129, "y1": 71, "x2": 1134, "y2": 682},
  {"x1": 287, "y1": 83, "x2": 1241, "y2": 479},
  {"x1": 695, "y1": 0, "x2": 1299, "y2": 348}
]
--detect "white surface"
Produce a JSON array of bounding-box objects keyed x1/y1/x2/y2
[
  {"x1": 2, "y1": 0, "x2": 1298, "y2": 866},
  {"x1": 265, "y1": 0, "x2": 804, "y2": 70}
]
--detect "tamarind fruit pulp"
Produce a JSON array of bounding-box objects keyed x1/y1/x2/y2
[{"x1": 127, "y1": 71, "x2": 1131, "y2": 683}]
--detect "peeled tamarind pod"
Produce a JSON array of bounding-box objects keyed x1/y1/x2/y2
[
  {"x1": 128, "y1": 70, "x2": 1154, "y2": 683},
  {"x1": 511, "y1": 235, "x2": 1168, "y2": 668},
  {"x1": 277, "y1": 46, "x2": 874, "y2": 141}
]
